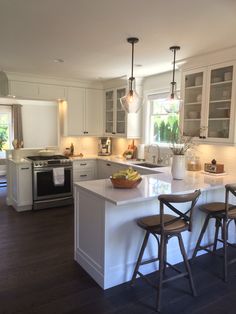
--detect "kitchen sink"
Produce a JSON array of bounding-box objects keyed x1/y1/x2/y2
[{"x1": 133, "y1": 162, "x2": 165, "y2": 168}]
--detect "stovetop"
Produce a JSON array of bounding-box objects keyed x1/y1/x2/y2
[
  {"x1": 27, "y1": 155, "x2": 72, "y2": 168},
  {"x1": 27, "y1": 155, "x2": 68, "y2": 161}
]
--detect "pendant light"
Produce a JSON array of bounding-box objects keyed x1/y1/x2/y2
[
  {"x1": 163, "y1": 46, "x2": 182, "y2": 114},
  {"x1": 120, "y1": 37, "x2": 142, "y2": 113}
]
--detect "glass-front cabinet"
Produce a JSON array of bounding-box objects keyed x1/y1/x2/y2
[
  {"x1": 182, "y1": 62, "x2": 235, "y2": 143},
  {"x1": 105, "y1": 87, "x2": 126, "y2": 136},
  {"x1": 182, "y1": 69, "x2": 205, "y2": 138}
]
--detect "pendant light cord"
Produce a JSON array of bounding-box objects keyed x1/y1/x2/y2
[{"x1": 170, "y1": 46, "x2": 180, "y2": 98}]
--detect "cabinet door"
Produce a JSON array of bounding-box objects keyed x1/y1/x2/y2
[
  {"x1": 10, "y1": 81, "x2": 39, "y2": 99},
  {"x1": 105, "y1": 90, "x2": 115, "y2": 135},
  {"x1": 182, "y1": 68, "x2": 206, "y2": 138},
  {"x1": 64, "y1": 87, "x2": 85, "y2": 136},
  {"x1": 206, "y1": 64, "x2": 234, "y2": 142},
  {"x1": 85, "y1": 89, "x2": 103, "y2": 136},
  {"x1": 39, "y1": 84, "x2": 66, "y2": 100},
  {"x1": 116, "y1": 88, "x2": 126, "y2": 135},
  {"x1": 18, "y1": 164, "x2": 33, "y2": 206}
]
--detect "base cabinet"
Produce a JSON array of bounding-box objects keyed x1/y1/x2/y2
[
  {"x1": 7, "y1": 160, "x2": 33, "y2": 211},
  {"x1": 73, "y1": 160, "x2": 97, "y2": 182}
]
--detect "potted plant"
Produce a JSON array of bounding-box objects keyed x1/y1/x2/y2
[{"x1": 170, "y1": 131, "x2": 195, "y2": 180}]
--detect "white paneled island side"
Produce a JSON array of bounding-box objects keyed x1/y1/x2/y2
[{"x1": 74, "y1": 170, "x2": 236, "y2": 289}]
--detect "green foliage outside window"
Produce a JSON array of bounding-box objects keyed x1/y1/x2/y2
[
  {"x1": 0, "y1": 126, "x2": 8, "y2": 151},
  {"x1": 152, "y1": 114, "x2": 179, "y2": 143}
]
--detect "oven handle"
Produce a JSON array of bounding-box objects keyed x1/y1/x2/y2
[{"x1": 34, "y1": 166, "x2": 72, "y2": 172}]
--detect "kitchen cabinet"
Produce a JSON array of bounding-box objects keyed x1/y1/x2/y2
[
  {"x1": 38, "y1": 84, "x2": 66, "y2": 100},
  {"x1": 97, "y1": 159, "x2": 157, "y2": 179},
  {"x1": 104, "y1": 87, "x2": 141, "y2": 138},
  {"x1": 10, "y1": 81, "x2": 66, "y2": 100},
  {"x1": 10, "y1": 80, "x2": 39, "y2": 99},
  {"x1": 63, "y1": 87, "x2": 103, "y2": 136},
  {"x1": 7, "y1": 160, "x2": 32, "y2": 211},
  {"x1": 73, "y1": 159, "x2": 97, "y2": 182},
  {"x1": 97, "y1": 160, "x2": 124, "y2": 179},
  {"x1": 182, "y1": 62, "x2": 235, "y2": 143}
]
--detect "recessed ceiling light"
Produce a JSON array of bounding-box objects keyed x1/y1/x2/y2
[{"x1": 54, "y1": 58, "x2": 64, "y2": 63}]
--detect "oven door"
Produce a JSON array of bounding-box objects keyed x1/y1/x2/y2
[{"x1": 33, "y1": 165, "x2": 73, "y2": 201}]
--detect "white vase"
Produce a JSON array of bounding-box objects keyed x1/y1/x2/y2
[{"x1": 171, "y1": 155, "x2": 186, "y2": 180}]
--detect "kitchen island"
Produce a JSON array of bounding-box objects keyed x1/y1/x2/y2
[{"x1": 75, "y1": 170, "x2": 236, "y2": 289}]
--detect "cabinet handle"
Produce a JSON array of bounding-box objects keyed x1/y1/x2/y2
[
  {"x1": 112, "y1": 132, "x2": 116, "y2": 134},
  {"x1": 21, "y1": 167, "x2": 30, "y2": 170},
  {"x1": 83, "y1": 131, "x2": 88, "y2": 134},
  {"x1": 80, "y1": 163, "x2": 87, "y2": 166},
  {"x1": 106, "y1": 163, "x2": 111, "y2": 166},
  {"x1": 80, "y1": 174, "x2": 87, "y2": 177}
]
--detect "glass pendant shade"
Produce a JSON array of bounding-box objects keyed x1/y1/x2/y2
[
  {"x1": 120, "y1": 89, "x2": 142, "y2": 113},
  {"x1": 164, "y1": 46, "x2": 182, "y2": 114},
  {"x1": 163, "y1": 83, "x2": 182, "y2": 114},
  {"x1": 120, "y1": 37, "x2": 142, "y2": 113}
]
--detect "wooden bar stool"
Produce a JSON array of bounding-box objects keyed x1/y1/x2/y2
[
  {"x1": 131, "y1": 189, "x2": 201, "y2": 312},
  {"x1": 192, "y1": 184, "x2": 236, "y2": 282}
]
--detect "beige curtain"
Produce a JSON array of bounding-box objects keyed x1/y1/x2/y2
[{"x1": 12, "y1": 104, "x2": 23, "y2": 148}]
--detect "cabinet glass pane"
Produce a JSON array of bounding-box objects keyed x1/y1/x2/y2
[
  {"x1": 183, "y1": 72, "x2": 203, "y2": 137},
  {"x1": 208, "y1": 66, "x2": 233, "y2": 138},
  {"x1": 116, "y1": 88, "x2": 126, "y2": 133},
  {"x1": 105, "y1": 90, "x2": 114, "y2": 133}
]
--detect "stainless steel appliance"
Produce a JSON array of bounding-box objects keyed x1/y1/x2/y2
[
  {"x1": 27, "y1": 155, "x2": 73, "y2": 210},
  {"x1": 98, "y1": 137, "x2": 112, "y2": 156}
]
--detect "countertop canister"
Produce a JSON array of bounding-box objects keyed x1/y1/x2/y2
[{"x1": 137, "y1": 144, "x2": 145, "y2": 160}]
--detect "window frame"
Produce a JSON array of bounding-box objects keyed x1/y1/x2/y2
[
  {"x1": 0, "y1": 105, "x2": 12, "y2": 158},
  {"x1": 144, "y1": 90, "x2": 180, "y2": 146}
]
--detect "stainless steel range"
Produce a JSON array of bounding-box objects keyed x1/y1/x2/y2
[{"x1": 27, "y1": 155, "x2": 73, "y2": 210}]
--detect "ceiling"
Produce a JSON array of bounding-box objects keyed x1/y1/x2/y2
[{"x1": 0, "y1": 0, "x2": 236, "y2": 81}]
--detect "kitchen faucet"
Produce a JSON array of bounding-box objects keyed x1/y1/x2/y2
[{"x1": 148, "y1": 144, "x2": 163, "y2": 164}]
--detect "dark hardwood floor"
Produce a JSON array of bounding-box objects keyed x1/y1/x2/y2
[{"x1": 1, "y1": 186, "x2": 236, "y2": 314}]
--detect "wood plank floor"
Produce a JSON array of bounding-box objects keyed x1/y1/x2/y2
[{"x1": 1, "y1": 186, "x2": 236, "y2": 314}]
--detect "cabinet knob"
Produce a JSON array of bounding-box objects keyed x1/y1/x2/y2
[
  {"x1": 83, "y1": 131, "x2": 88, "y2": 134},
  {"x1": 106, "y1": 163, "x2": 111, "y2": 166}
]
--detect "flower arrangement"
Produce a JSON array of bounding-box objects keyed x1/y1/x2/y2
[{"x1": 170, "y1": 130, "x2": 195, "y2": 155}]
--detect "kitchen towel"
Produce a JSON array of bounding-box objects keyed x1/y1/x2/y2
[{"x1": 53, "y1": 167, "x2": 65, "y2": 186}]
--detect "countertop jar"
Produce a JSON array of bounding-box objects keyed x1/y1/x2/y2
[{"x1": 187, "y1": 156, "x2": 201, "y2": 171}]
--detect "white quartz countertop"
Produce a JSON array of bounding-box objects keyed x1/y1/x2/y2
[{"x1": 74, "y1": 170, "x2": 236, "y2": 205}]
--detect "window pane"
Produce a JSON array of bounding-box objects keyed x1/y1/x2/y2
[{"x1": 149, "y1": 94, "x2": 179, "y2": 144}]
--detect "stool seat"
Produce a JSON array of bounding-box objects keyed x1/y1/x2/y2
[{"x1": 137, "y1": 214, "x2": 188, "y2": 233}]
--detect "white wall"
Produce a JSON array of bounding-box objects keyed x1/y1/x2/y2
[{"x1": 21, "y1": 100, "x2": 59, "y2": 148}]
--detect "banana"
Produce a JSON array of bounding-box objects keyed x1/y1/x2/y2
[{"x1": 111, "y1": 167, "x2": 140, "y2": 181}]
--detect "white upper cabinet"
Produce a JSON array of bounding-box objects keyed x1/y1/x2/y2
[
  {"x1": 63, "y1": 87, "x2": 85, "y2": 136},
  {"x1": 85, "y1": 89, "x2": 103, "y2": 136},
  {"x1": 10, "y1": 81, "x2": 39, "y2": 99},
  {"x1": 104, "y1": 87, "x2": 141, "y2": 138},
  {"x1": 38, "y1": 84, "x2": 66, "y2": 100},
  {"x1": 181, "y1": 61, "x2": 236, "y2": 144},
  {"x1": 10, "y1": 80, "x2": 66, "y2": 100},
  {"x1": 63, "y1": 87, "x2": 103, "y2": 136}
]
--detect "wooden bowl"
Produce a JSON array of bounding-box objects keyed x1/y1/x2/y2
[{"x1": 110, "y1": 177, "x2": 142, "y2": 189}]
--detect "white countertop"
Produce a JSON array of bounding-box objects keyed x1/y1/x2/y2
[{"x1": 74, "y1": 170, "x2": 236, "y2": 205}]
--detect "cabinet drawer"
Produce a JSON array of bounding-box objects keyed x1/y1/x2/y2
[
  {"x1": 73, "y1": 169, "x2": 95, "y2": 181},
  {"x1": 73, "y1": 160, "x2": 96, "y2": 170}
]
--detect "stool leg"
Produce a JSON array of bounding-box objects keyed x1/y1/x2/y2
[
  {"x1": 131, "y1": 231, "x2": 150, "y2": 286},
  {"x1": 222, "y1": 218, "x2": 228, "y2": 282},
  {"x1": 192, "y1": 214, "x2": 210, "y2": 259},
  {"x1": 156, "y1": 233, "x2": 165, "y2": 313},
  {"x1": 213, "y1": 218, "x2": 221, "y2": 252},
  {"x1": 163, "y1": 235, "x2": 168, "y2": 276},
  {"x1": 178, "y1": 234, "x2": 197, "y2": 297}
]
